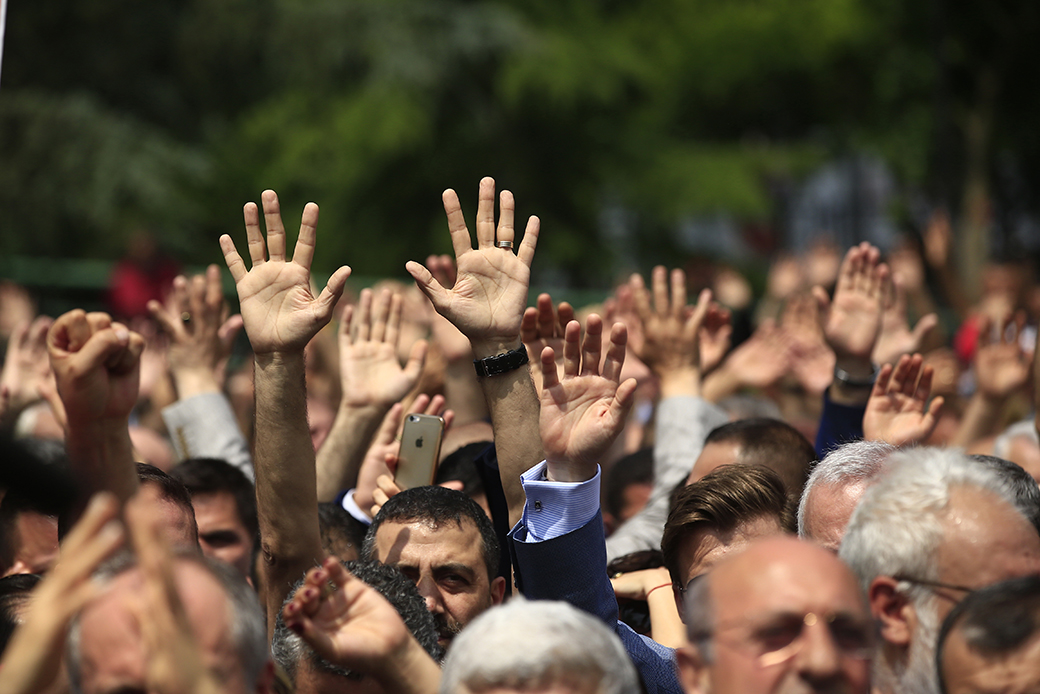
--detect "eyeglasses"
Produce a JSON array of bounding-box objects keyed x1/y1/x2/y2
[
  {"x1": 690, "y1": 611, "x2": 874, "y2": 667},
  {"x1": 891, "y1": 575, "x2": 975, "y2": 601}
]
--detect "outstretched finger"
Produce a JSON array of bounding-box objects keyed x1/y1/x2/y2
[
  {"x1": 580, "y1": 315, "x2": 604, "y2": 377},
  {"x1": 262, "y1": 190, "x2": 288, "y2": 263},
  {"x1": 204, "y1": 264, "x2": 224, "y2": 317},
  {"x1": 887, "y1": 354, "x2": 911, "y2": 394},
  {"x1": 442, "y1": 190, "x2": 473, "y2": 259},
  {"x1": 670, "y1": 269, "x2": 687, "y2": 319},
  {"x1": 406, "y1": 261, "x2": 449, "y2": 313},
  {"x1": 630, "y1": 273, "x2": 652, "y2": 324},
  {"x1": 562, "y1": 320, "x2": 582, "y2": 377},
  {"x1": 535, "y1": 294, "x2": 556, "y2": 338},
  {"x1": 913, "y1": 360, "x2": 934, "y2": 403},
  {"x1": 371, "y1": 289, "x2": 393, "y2": 344},
  {"x1": 314, "y1": 266, "x2": 353, "y2": 324},
  {"x1": 292, "y1": 202, "x2": 320, "y2": 270},
  {"x1": 651, "y1": 266, "x2": 669, "y2": 316},
  {"x1": 517, "y1": 215, "x2": 540, "y2": 268},
  {"x1": 497, "y1": 190, "x2": 515, "y2": 250},
  {"x1": 521, "y1": 307, "x2": 540, "y2": 346},
  {"x1": 872, "y1": 363, "x2": 894, "y2": 398},
  {"x1": 242, "y1": 202, "x2": 267, "y2": 267},
  {"x1": 475, "y1": 177, "x2": 496, "y2": 249},
  {"x1": 601, "y1": 322, "x2": 629, "y2": 383},
  {"x1": 219, "y1": 234, "x2": 247, "y2": 284},
  {"x1": 899, "y1": 354, "x2": 922, "y2": 397},
  {"x1": 540, "y1": 345, "x2": 561, "y2": 390}
]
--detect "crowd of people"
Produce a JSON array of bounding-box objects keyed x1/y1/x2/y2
[{"x1": 1, "y1": 178, "x2": 1039, "y2": 694}]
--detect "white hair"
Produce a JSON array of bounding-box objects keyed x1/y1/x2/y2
[
  {"x1": 439, "y1": 598, "x2": 638, "y2": 694},
  {"x1": 839, "y1": 447, "x2": 1020, "y2": 593},
  {"x1": 797, "y1": 440, "x2": 896, "y2": 537}
]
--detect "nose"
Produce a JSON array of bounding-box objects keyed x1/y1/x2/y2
[
  {"x1": 795, "y1": 614, "x2": 842, "y2": 683},
  {"x1": 415, "y1": 574, "x2": 444, "y2": 614}
]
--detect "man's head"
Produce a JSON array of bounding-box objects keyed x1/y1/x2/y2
[
  {"x1": 603, "y1": 448, "x2": 654, "y2": 534},
  {"x1": 662, "y1": 464, "x2": 794, "y2": 600},
  {"x1": 969, "y1": 454, "x2": 1040, "y2": 533},
  {"x1": 68, "y1": 551, "x2": 270, "y2": 694},
  {"x1": 937, "y1": 575, "x2": 1040, "y2": 694},
  {"x1": 688, "y1": 418, "x2": 817, "y2": 503},
  {"x1": 677, "y1": 536, "x2": 872, "y2": 694},
  {"x1": 840, "y1": 447, "x2": 1040, "y2": 694},
  {"x1": 169, "y1": 458, "x2": 258, "y2": 577},
  {"x1": 798, "y1": 440, "x2": 895, "y2": 552},
  {"x1": 0, "y1": 573, "x2": 40, "y2": 656},
  {"x1": 440, "y1": 598, "x2": 639, "y2": 694},
  {"x1": 362, "y1": 486, "x2": 505, "y2": 649},
  {"x1": 272, "y1": 559, "x2": 440, "y2": 694},
  {"x1": 135, "y1": 463, "x2": 200, "y2": 549},
  {"x1": 317, "y1": 502, "x2": 366, "y2": 562}
]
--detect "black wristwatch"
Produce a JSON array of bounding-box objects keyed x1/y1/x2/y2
[
  {"x1": 833, "y1": 363, "x2": 880, "y2": 388},
  {"x1": 473, "y1": 344, "x2": 529, "y2": 378}
]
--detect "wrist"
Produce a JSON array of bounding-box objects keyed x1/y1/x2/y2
[
  {"x1": 545, "y1": 460, "x2": 597, "y2": 483},
  {"x1": 833, "y1": 356, "x2": 875, "y2": 382},
  {"x1": 470, "y1": 337, "x2": 522, "y2": 360},
  {"x1": 657, "y1": 366, "x2": 702, "y2": 399},
  {"x1": 172, "y1": 367, "x2": 220, "y2": 399}
]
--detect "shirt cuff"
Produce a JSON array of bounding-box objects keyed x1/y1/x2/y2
[
  {"x1": 340, "y1": 488, "x2": 373, "y2": 526},
  {"x1": 518, "y1": 461, "x2": 600, "y2": 543}
]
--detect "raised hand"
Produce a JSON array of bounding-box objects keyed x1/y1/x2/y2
[
  {"x1": 405, "y1": 178, "x2": 539, "y2": 356},
  {"x1": 703, "y1": 319, "x2": 793, "y2": 401},
  {"x1": 862, "y1": 354, "x2": 943, "y2": 446},
  {"x1": 520, "y1": 293, "x2": 575, "y2": 390},
  {"x1": 47, "y1": 310, "x2": 145, "y2": 427},
  {"x1": 872, "y1": 272, "x2": 938, "y2": 368},
  {"x1": 148, "y1": 265, "x2": 243, "y2": 396},
  {"x1": 781, "y1": 292, "x2": 836, "y2": 396},
  {"x1": 698, "y1": 303, "x2": 733, "y2": 374},
  {"x1": 974, "y1": 315, "x2": 1032, "y2": 400},
  {"x1": 815, "y1": 242, "x2": 886, "y2": 367},
  {"x1": 220, "y1": 191, "x2": 351, "y2": 355},
  {"x1": 282, "y1": 557, "x2": 439, "y2": 687},
  {"x1": 338, "y1": 288, "x2": 427, "y2": 409},
  {"x1": 0, "y1": 315, "x2": 55, "y2": 423},
  {"x1": 424, "y1": 255, "x2": 474, "y2": 363},
  {"x1": 629, "y1": 266, "x2": 712, "y2": 398},
  {"x1": 539, "y1": 315, "x2": 638, "y2": 482}
]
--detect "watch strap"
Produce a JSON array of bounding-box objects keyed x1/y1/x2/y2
[{"x1": 473, "y1": 344, "x2": 529, "y2": 378}]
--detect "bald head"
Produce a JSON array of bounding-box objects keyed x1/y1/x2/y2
[{"x1": 679, "y1": 537, "x2": 871, "y2": 694}]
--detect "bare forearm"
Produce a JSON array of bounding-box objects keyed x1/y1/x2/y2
[
  {"x1": 254, "y1": 352, "x2": 325, "y2": 629},
  {"x1": 375, "y1": 639, "x2": 442, "y2": 694},
  {"x1": 952, "y1": 393, "x2": 1005, "y2": 448},
  {"x1": 65, "y1": 421, "x2": 139, "y2": 508},
  {"x1": 444, "y1": 359, "x2": 489, "y2": 426},
  {"x1": 315, "y1": 402, "x2": 387, "y2": 501},
  {"x1": 473, "y1": 338, "x2": 542, "y2": 528}
]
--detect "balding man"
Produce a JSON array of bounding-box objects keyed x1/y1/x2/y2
[{"x1": 677, "y1": 536, "x2": 872, "y2": 694}]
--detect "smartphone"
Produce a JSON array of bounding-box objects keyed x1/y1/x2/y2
[{"x1": 395, "y1": 413, "x2": 445, "y2": 491}]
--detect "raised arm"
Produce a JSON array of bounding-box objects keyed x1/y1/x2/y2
[
  {"x1": 149, "y1": 266, "x2": 252, "y2": 476},
  {"x1": 47, "y1": 310, "x2": 146, "y2": 524},
  {"x1": 315, "y1": 288, "x2": 426, "y2": 502},
  {"x1": 219, "y1": 190, "x2": 351, "y2": 637},
  {"x1": 405, "y1": 178, "x2": 541, "y2": 528},
  {"x1": 862, "y1": 353, "x2": 943, "y2": 446}
]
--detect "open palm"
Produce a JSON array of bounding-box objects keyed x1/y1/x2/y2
[
  {"x1": 219, "y1": 191, "x2": 350, "y2": 355},
  {"x1": 539, "y1": 316, "x2": 637, "y2": 482}
]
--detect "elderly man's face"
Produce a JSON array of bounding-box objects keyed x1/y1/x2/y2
[
  {"x1": 941, "y1": 628, "x2": 1040, "y2": 694},
  {"x1": 678, "y1": 538, "x2": 871, "y2": 694},
  {"x1": 372, "y1": 518, "x2": 505, "y2": 649},
  {"x1": 801, "y1": 481, "x2": 869, "y2": 554},
  {"x1": 76, "y1": 561, "x2": 251, "y2": 694}
]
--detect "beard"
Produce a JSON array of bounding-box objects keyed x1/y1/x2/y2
[
  {"x1": 435, "y1": 613, "x2": 464, "y2": 645},
  {"x1": 896, "y1": 596, "x2": 942, "y2": 694}
]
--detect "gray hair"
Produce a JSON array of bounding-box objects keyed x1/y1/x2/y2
[
  {"x1": 797, "y1": 440, "x2": 895, "y2": 537},
  {"x1": 839, "y1": 447, "x2": 1021, "y2": 595},
  {"x1": 67, "y1": 549, "x2": 268, "y2": 693},
  {"x1": 439, "y1": 598, "x2": 638, "y2": 694}
]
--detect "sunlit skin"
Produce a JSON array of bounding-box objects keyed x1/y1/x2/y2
[
  {"x1": 686, "y1": 440, "x2": 743, "y2": 486},
  {"x1": 677, "y1": 537, "x2": 871, "y2": 694},
  {"x1": 801, "y1": 481, "x2": 869, "y2": 554},
  {"x1": 941, "y1": 629, "x2": 1040, "y2": 694},
  {"x1": 372, "y1": 519, "x2": 505, "y2": 649},
  {"x1": 2, "y1": 510, "x2": 59, "y2": 576},
  {"x1": 192, "y1": 490, "x2": 254, "y2": 579}
]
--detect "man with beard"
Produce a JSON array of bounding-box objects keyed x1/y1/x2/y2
[
  {"x1": 840, "y1": 447, "x2": 1040, "y2": 694},
  {"x1": 363, "y1": 486, "x2": 506, "y2": 649}
]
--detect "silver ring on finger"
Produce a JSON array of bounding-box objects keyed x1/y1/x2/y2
[{"x1": 495, "y1": 240, "x2": 514, "y2": 250}]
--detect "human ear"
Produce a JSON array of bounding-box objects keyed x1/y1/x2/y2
[
  {"x1": 676, "y1": 644, "x2": 711, "y2": 694},
  {"x1": 869, "y1": 575, "x2": 912, "y2": 647},
  {"x1": 490, "y1": 575, "x2": 507, "y2": 605}
]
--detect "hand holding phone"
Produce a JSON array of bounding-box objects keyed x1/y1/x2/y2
[{"x1": 394, "y1": 413, "x2": 444, "y2": 490}]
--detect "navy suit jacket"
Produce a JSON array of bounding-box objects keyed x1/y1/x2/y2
[{"x1": 510, "y1": 515, "x2": 683, "y2": 694}]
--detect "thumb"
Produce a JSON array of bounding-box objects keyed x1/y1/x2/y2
[{"x1": 405, "y1": 261, "x2": 448, "y2": 312}]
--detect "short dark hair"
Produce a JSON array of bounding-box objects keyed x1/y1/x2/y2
[
  {"x1": 969, "y1": 455, "x2": 1040, "y2": 534},
  {"x1": 169, "y1": 458, "x2": 259, "y2": 541},
  {"x1": 317, "y1": 502, "x2": 366, "y2": 561},
  {"x1": 704, "y1": 418, "x2": 817, "y2": 500},
  {"x1": 0, "y1": 573, "x2": 40, "y2": 656},
  {"x1": 661, "y1": 464, "x2": 794, "y2": 586},
  {"x1": 272, "y1": 559, "x2": 441, "y2": 682},
  {"x1": 136, "y1": 462, "x2": 199, "y2": 545},
  {"x1": 362, "y1": 486, "x2": 499, "y2": 582},
  {"x1": 936, "y1": 575, "x2": 1040, "y2": 694},
  {"x1": 434, "y1": 442, "x2": 490, "y2": 499}
]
